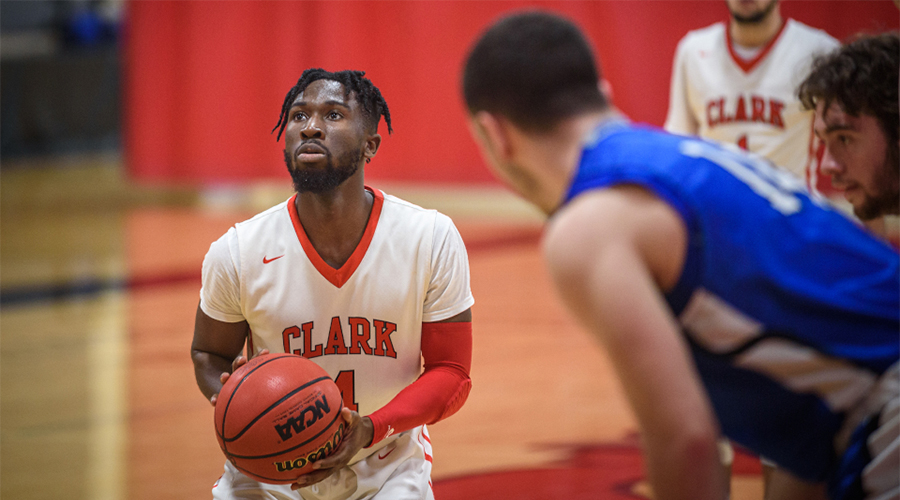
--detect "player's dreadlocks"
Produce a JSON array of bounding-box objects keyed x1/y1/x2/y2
[{"x1": 272, "y1": 69, "x2": 392, "y2": 141}]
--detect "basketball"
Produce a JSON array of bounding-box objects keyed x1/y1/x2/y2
[{"x1": 214, "y1": 353, "x2": 345, "y2": 484}]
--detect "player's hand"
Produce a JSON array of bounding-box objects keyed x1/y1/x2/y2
[
  {"x1": 209, "y1": 349, "x2": 270, "y2": 407},
  {"x1": 290, "y1": 408, "x2": 375, "y2": 490}
]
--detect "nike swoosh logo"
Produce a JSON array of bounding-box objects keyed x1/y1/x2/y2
[
  {"x1": 263, "y1": 255, "x2": 285, "y2": 264},
  {"x1": 378, "y1": 447, "x2": 395, "y2": 460}
]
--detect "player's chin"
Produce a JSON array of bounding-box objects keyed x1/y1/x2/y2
[{"x1": 842, "y1": 186, "x2": 863, "y2": 207}]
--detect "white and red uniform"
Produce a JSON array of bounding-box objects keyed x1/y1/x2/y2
[
  {"x1": 201, "y1": 187, "x2": 474, "y2": 500},
  {"x1": 665, "y1": 19, "x2": 838, "y2": 191}
]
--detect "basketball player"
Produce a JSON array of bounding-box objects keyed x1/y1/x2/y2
[
  {"x1": 191, "y1": 69, "x2": 475, "y2": 499},
  {"x1": 668, "y1": 3, "x2": 841, "y2": 493},
  {"x1": 462, "y1": 11, "x2": 899, "y2": 500},
  {"x1": 665, "y1": 0, "x2": 838, "y2": 190},
  {"x1": 798, "y1": 33, "x2": 899, "y2": 223}
]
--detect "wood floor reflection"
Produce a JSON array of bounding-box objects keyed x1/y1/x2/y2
[{"x1": 0, "y1": 158, "x2": 762, "y2": 499}]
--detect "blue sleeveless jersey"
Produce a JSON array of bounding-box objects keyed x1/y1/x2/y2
[{"x1": 565, "y1": 123, "x2": 899, "y2": 488}]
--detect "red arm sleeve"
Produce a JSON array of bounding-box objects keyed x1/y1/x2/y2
[{"x1": 365, "y1": 321, "x2": 472, "y2": 446}]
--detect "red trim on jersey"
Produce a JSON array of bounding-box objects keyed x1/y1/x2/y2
[
  {"x1": 805, "y1": 116, "x2": 817, "y2": 194},
  {"x1": 808, "y1": 122, "x2": 833, "y2": 197},
  {"x1": 287, "y1": 187, "x2": 384, "y2": 288},
  {"x1": 726, "y1": 18, "x2": 788, "y2": 73},
  {"x1": 366, "y1": 321, "x2": 473, "y2": 447},
  {"x1": 419, "y1": 431, "x2": 434, "y2": 464}
]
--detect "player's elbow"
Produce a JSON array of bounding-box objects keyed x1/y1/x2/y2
[
  {"x1": 190, "y1": 347, "x2": 205, "y2": 366},
  {"x1": 190, "y1": 347, "x2": 230, "y2": 374},
  {"x1": 646, "y1": 416, "x2": 721, "y2": 469},
  {"x1": 190, "y1": 347, "x2": 213, "y2": 367},
  {"x1": 445, "y1": 376, "x2": 472, "y2": 419},
  {"x1": 679, "y1": 426, "x2": 721, "y2": 466},
  {"x1": 431, "y1": 374, "x2": 472, "y2": 424},
  {"x1": 645, "y1": 427, "x2": 727, "y2": 500}
]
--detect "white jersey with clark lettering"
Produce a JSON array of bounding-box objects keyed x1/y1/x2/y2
[
  {"x1": 665, "y1": 19, "x2": 838, "y2": 189},
  {"x1": 200, "y1": 187, "x2": 474, "y2": 462}
]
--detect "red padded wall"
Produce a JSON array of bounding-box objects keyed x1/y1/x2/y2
[{"x1": 123, "y1": 1, "x2": 899, "y2": 185}]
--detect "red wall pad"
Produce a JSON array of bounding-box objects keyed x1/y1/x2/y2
[{"x1": 124, "y1": 1, "x2": 899, "y2": 185}]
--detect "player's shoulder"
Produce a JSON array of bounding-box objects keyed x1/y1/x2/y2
[
  {"x1": 677, "y1": 22, "x2": 726, "y2": 48},
  {"x1": 783, "y1": 18, "x2": 839, "y2": 47},
  {"x1": 206, "y1": 200, "x2": 290, "y2": 254},
  {"x1": 378, "y1": 190, "x2": 458, "y2": 235},
  {"x1": 233, "y1": 199, "x2": 291, "y2": 230},
  {"x1": 221, "y1": 199, "x2": 293, "y2": 253},
  {"x1": 545, "y1": 187, "x2": 647, "y2": 274},
  {"x1": 380, "y1": 191, "x2": 443, "y2": 221},
  {"x1": 380, "y1": 191, "x2": 433, "y2": 214}
]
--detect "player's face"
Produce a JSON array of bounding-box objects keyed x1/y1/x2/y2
[
  {"x1": 467, "y1": 116, "x2": 543, "y2": 207},
  {"x1": 282, "y1": 79, "x2": 376, "y2": 194},
  {"x1": 726, "y1": 0, "x2": 779, "y2": 24},
  {"x1": 815, "y1": 100, "x2": 900, "y2": 220}
]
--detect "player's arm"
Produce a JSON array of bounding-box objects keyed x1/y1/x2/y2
[
  {"x1": 664, "y1": 38, "x2": 700, "y2": 136},
  {"x1": 191, "y1": 305, "x2": 250, "y2": 405},
  {"x1": 190, "y1": 227, "x2": 250, "y2": 405},
  {"x1": 293, "y1": 309, "x2": 473, "y2": 491},
  {"x1": 364, "y1": 308, "x2": 473, "y2": 445},
  {"x1": 543, "y1": 185, "x2": 726, "y2": 500},
  {"x1": 352, "y1": 214, "x2": 476, "y2": 446}
]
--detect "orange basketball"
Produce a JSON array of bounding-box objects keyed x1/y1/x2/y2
[{"x1": 214, "y1": 353, "x2": 345, "y2": 484}]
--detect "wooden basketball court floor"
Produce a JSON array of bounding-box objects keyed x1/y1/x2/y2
[{"x1": 0, "y1": 155, "x2": 764, "y2": 499}]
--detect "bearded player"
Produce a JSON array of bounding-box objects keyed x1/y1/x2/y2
[
  {"x1": 665, "y1": 0, "x2": 838, "y2": 193},
  {"x1": 191, "y1": 69, "x2": 474, "y2": 500},
  {"x1": 799, "y1": 33, "x2": 899, "y2": 238}
]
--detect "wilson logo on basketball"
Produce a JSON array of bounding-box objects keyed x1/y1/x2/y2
[
  {"x1": 274, "y1": 394, "x2": 332, "y2": 441},
  {"x1": 274, "y1": 423, "x2": 345, "y2": 473}
]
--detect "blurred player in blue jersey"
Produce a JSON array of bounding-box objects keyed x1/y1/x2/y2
[{"x1": 462, "y1": 11, "x2": 898, "y2": 500}]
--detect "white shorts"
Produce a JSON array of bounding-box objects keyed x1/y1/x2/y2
[{"x1": 213, "y1": 425, "x2": 434, "y2": 500}]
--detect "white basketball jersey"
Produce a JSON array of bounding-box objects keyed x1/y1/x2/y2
[
  {"x1": 665, "y1": 19, "x2": 838, "y2": 189},
  {"x1": 200, "y1": 187, "x2": 474, "y2": 438}
]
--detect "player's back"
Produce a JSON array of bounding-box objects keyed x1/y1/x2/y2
[{"x1": 566, "y1": 122, "x2": 899, "y2": 482}]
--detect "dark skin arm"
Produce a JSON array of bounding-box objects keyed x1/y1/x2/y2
[{"x1": 190, "y1": 303, "x2": 251, "y2": 405}]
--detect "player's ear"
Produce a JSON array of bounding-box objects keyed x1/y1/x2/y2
[
  {"x1": 363, "y1": 133, "x2": 382, "y2": 163},
  {"x1": 599, "y1": 79, "x2": 614, "y2": 102},
  {"x1": 470, "y1": 111, "x2": 513, "y2": 161}
]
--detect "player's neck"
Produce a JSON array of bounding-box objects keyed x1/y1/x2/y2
[
  {"x1": 524, "y1": 109, "x2": 624, "y2": 216},
  {"x1": 294, "y1": 176, "x2": 374, "y2": 268},
  {"x1": 729, "y1": 10, "x2": 783, "y2": 48}
]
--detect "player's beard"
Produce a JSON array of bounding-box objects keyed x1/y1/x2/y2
[
  {"x1": 729, "y1": 0, "x2": 778, "y2": 24},
  {"x1": 854, "y1": 143, "x2": 900, "y2": 221},
  {"x1": 283, "y1": 146, "x2": 364, "y2": 194}
]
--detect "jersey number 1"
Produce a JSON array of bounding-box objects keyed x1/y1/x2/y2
[{"x1": 334, "y1": 370, "x2": 359, "y2": 412}]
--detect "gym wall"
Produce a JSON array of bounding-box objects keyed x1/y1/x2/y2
[{"x1": 123, "y1": 1, "x2": 899, "y2": 185}]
